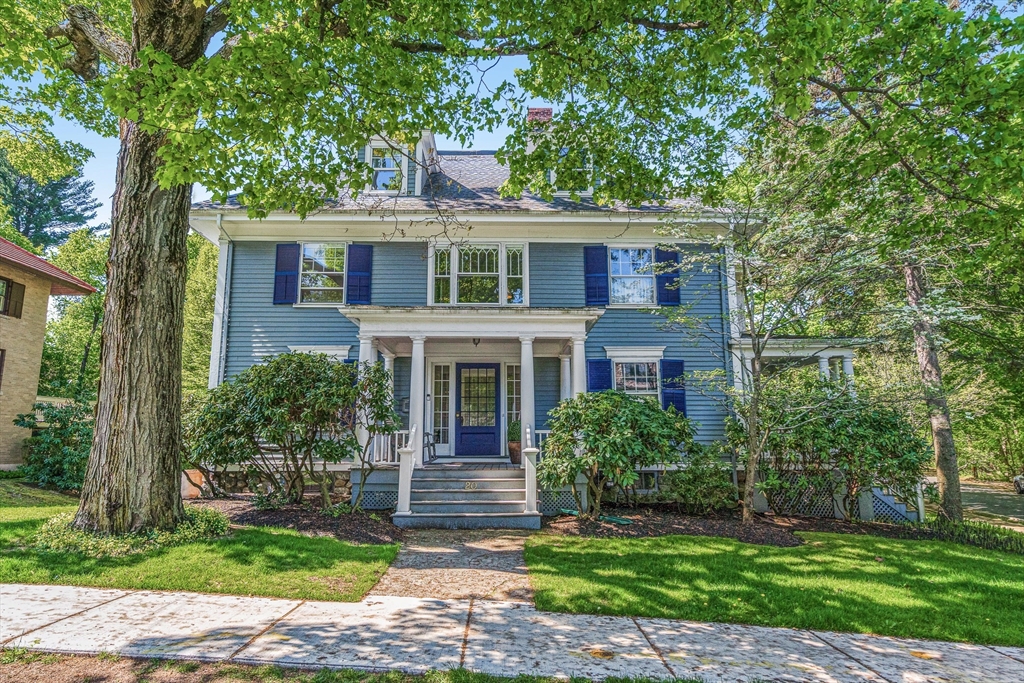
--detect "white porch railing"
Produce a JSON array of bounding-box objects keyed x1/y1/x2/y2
[
  {"x1": 535, "y1": 430, "x2": 551, "y2": 461},
  {"x1": 370, "y1": 429, "x2": 410, "y2": 465}
]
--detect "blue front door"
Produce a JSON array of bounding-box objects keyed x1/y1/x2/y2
[{"x1": 454, "y1": 363, "x2": 501, "y2": 456}]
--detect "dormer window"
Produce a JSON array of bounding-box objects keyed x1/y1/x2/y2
[
  {"x1": 551, "y1": 148, "x2": 593, "y2": 195},
  {"x1": 370, "y1": 146, "x2": 404, "y2": 192}
]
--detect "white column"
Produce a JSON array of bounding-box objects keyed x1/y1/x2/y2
[
  {"x1": 409, "y1": 336, "x2": 426, "y2": 466},
  {"x1": 829, "y1": 357, "x2": 841, "y2": 381},
  {"x1": 559, "y1": 354, "x2": 572, "y2": 401},
  {"x1": 356, "y1": 334, "x2": 375, "y2": 459},
  {"x1": 818, "y1": 356, "x2": 830, "y2": 379},
  {"x1": 842, "y1": 356, "x2": 855, "y2": 380},
  {"x1": 396, "y1": 434, "x2": 414, "y2": 514},
  {"x1": 520, "y1": 336, "x2": 536, "y2": 455},
  {"x1": 381, "y1": 349, "x2": 395, "y2": 394},
  {"x1": 371, "y1": 338, "x2": 379, "y2": 363},
  {"x1": 571, "y1": 335, "x2": 587, "y2": 396},
  {"x1": 358, "y1": 334, "x2": 374, "y2": 367}
]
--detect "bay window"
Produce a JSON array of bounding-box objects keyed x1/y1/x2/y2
[{"x1": 431, "y1": 243, "x2": 527, "y2": 305}]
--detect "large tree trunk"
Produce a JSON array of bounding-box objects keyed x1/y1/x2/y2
[
  {"x1": 74, "y1": 120, "x2": 192, "y2": 533},
  {"x1": 903, "y1": 263, "x2": 962, "y2": 522},
  {"x1": 71, "y1": 3, "x2": 208, "y2": 534}
]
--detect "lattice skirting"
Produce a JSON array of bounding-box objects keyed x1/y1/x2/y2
[
  {"x1": 540, "y1": 489, "x2": 582, "y2": 516},
  {"x1": 358, "y1": 490, "x2": 398, "y2": 510}
]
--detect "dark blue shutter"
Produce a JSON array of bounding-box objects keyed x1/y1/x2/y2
[
  {"x1": 584, "y1": 245, "x2": 609, "y2": 306},
  {"x1": 587, "y1": 359, "x2": 613, "y2": 392},
  {"x1": 656, "y1": 248, "x2": 680, "y2": 306},
  {"x1": 346, "y1": 244, "x2": 373, "y2": 304},
  {"x1": 660, "y1": 359, "x2": 686, "y2": 415},
  {"x1": 273, "y1": 244, "x2": 300, "y2": 304}
]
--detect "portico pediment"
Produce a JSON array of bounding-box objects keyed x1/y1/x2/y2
[{"x1": 339, "y1": 306, "x2": 604, "y2": 338}]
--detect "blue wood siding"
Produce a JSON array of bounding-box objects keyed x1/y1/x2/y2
[
  {"x1": 584, "y1": 247, "x2": 728, "y2": 442},
  {"x1": 529, "y1": 243, "x2": 585, "y2": 307},
  {"x1": 393, "y1": 356, "x2": 411, "y2": 429},
  {"x1": 534, "y1": 357, "x2": 561, "y2": 429},
  {"x1": 372, "y1": 241, "x2": 428, "y2": 306},
  {"x1": 223, "y1": 242, "x2": 359, "y2": 377}
]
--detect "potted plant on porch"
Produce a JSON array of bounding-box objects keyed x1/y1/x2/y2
[{"x1": 507, "y1": 420, "x2": 522, "y2": 465}]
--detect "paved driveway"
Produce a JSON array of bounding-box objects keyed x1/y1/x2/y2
[{"x1": 961, "y1": 481, "x2": 1024, "y2": 521}]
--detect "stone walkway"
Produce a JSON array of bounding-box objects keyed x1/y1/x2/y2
[
  {"x1": 369, "y1": 529, "x2": 533, "y2": 602},
  {"x1": 2, "y1": 583, "x2": 1023, "y2": 682}
]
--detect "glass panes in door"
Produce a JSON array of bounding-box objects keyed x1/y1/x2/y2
[{"x1": 460, "y1": 366, "x2": 497, "y2": 426}]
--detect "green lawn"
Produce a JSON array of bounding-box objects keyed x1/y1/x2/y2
[
  {"x1": 0, "y1": 480, "x2": 398, "y2": 601},
  {"x1": 525, "y1": 531, "x2": 1024, "y2": 647}
]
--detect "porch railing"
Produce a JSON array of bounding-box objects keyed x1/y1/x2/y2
[
  {"x1": 535, "y1": 430, "x2": 551, "y2": 461},
  {"x1": 370, "y1": 429, "x2": 410, "y2": 465}
]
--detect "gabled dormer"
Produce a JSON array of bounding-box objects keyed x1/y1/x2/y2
[{"x1": 357, "y1": 131, "x2": 437, "y2": 197}]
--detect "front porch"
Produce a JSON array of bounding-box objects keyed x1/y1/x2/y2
[{"x1": 343, "y1": 307, "x2": 599, "y2": 529}]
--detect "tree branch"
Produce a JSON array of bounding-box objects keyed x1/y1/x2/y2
[
  {"x1": 203, "y1": 1, "x2": 232, "y2": 51},
  {"x1": 627, "y1": 18, "x2": 708, "y2": 32},
  {"x1": 44, "y1": 5, "x2": 133, "y2": 80}
]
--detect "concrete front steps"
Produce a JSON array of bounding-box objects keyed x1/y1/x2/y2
[{"x1": 391, "y1": 464, "x2": 541, "y2": 529}]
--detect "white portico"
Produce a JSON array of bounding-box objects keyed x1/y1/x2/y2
[{"x1": 342, "y1": 307, "x2": 602, "y2": 529}]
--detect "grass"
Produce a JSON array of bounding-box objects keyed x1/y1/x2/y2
[
  {"x1": 0, "y1": 479, "x2": 398, "y2": 601},
  {"x1": 0, "y1": 478, "x2": 79, "y2": 508},
  {"x1": 525, "y1": 531, "x2": 1024, "y2": 647},
  {"x1": 0, "y1": 651, "x2": 708, "y2": 683}
]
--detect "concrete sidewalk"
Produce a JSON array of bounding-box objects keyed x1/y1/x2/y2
[{"x1": 1, "y1": 584, "x2": 1021, "y2": 682}]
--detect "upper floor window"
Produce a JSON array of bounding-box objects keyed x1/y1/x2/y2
[
  {"x1": 550, "y1": 148, "x2": 593, "y2": 194},
  {"x1": 370, "y1": 146, "x2": 403, "y2": 192},
  {"x1": 0, "y1": 276, "x2": 24, "y2": 319},
  {"x1": 609, "y1": 248, "x2": 654, "y2": 305},
  {"x1": 431, "y1": 243, "x2": 527, "y2": 306},
  {"x1": 300, "y1": 243, "x2": 346, "y2": 303}
]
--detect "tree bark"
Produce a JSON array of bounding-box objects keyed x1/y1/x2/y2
[
  {"x1": 70, "y1": 2, "x2": 209, "y2": 534},
  {"x1": 903, "y1": 263, "x2": 962, "y2": 521},
  {"x1": 74, "y1": 120, "x2": 192, "y2": 533}
]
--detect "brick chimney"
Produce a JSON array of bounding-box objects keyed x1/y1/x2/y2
[{"x1": 527, "y1": 107, "x2": 553, "y2": 123}]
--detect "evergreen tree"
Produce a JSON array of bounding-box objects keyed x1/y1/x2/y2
[{"x1": 0, "y1": 155, "x2": 100, "y2": 249}]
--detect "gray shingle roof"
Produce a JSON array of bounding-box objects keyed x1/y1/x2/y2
[{"x1": 190, "y1": 151, "x2": 698, "y2": 215}]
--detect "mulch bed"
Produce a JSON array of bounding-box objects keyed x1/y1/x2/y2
[
  {"x1": 189, "y1": 495, "x2": 402, "y2": 545},
  {"x1": 542, "y1": 504, "x2": 931, "y2": 548}
]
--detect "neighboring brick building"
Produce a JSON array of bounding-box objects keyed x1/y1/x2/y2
[{"x1": 0, "y1": 238, "x2": 95, "y2": 468}]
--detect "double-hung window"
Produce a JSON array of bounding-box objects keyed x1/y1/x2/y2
[
  {"x1": 609, "y1": 247, "x2": 655, "y2": 305},
  {"x1": 300, "y1": 243, "x2": 347, "y2": 303},
  {"x1": 431, "y1": 243, "x2": 526, "y2": 305},
  {"x1": 614, "y1": 362, "x2": 660, "y2": 398},
  {"x1": 370, "y1": 146, "x2": 403, "y2": 192}
]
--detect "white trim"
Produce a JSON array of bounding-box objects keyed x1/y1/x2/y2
[
  {"x1": 607, "y1": 245, "x2": 657, "y2": 307},
  {"x1": 604, "y1": 346, "x2": 666, "y2": 362},
  {"x1": 343, "y1": 306, "x2": 602, "y2": 338},
  {"x1": 287, "y1": 345, "x2": 352, "y2": 361},
  {"x1": 208, "y1": 234, "x2": 232, "y2": 388},
  {"x1": 297, "y1": 241, "x2": 348, "y2": 306},
  {"x1": 365, "y1": 141, "x2": 410, "y2": 196}
]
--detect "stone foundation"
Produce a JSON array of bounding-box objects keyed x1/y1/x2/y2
[{"x1": 210, "y1": 468, "x2": 352, "y2": 501}]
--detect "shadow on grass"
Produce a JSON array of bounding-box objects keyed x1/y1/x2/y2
[
  {"x1": 525, "y1": 532, "x2": 1024, "y2": 647},
  {"x1": 0, "y1": 513, "x2": 398, "y2": 602}
]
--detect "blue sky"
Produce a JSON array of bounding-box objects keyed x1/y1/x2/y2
[{"x1": 47, "y1": 57, "x2": 535, "y2": 226}]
